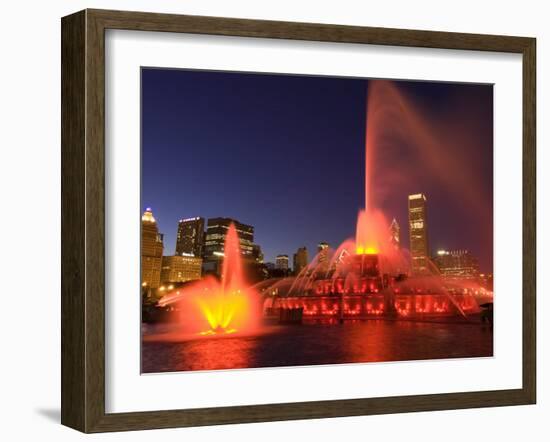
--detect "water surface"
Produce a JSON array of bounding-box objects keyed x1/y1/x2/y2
[{"x1": 142, "y1": 319, "x2": 493, "y2": 373}]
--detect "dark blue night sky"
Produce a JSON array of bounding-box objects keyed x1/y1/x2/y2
[{"x1": 142, "y1": 68, "x2": 493, "y2": 271}]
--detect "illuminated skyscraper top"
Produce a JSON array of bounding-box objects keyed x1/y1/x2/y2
[
  {"x1": 408, "y1": 194, "x2": 429, "y2": 275},
  {"x1": 317, "y1": 242, "x2": 329, "y2": 253},
  {"x1": 317, "y1": 241, "x2": 330, "y2": 271},
  {"x1": 141, "y1": 207, "x2": 156, "y2": 223},
  {"x1": 389, "y1": 218, "x2": 400, "y2": 248}
]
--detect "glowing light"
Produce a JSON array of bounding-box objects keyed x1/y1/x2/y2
[
  {"x1": 157, "y1": 223, "x2": 258, "y2": 336},
  {"x1": 196, "y1": 290, "x2": 248, "y2": 333},
  {"x1": 142, "y1": 208, "x2": 156, "y2": 223},
  {"x1": 356, "y1": 245, "x2": 378, "y2": 255},
  {"x1": 354, "y1": 209, "x2": 387, "y2": 259}
]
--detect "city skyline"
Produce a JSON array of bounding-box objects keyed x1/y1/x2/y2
[
  {"x1": 142, "y1": 189, "x2": 485, "y2": 273},
  {"x1": 142, "y1": 69, "x2": 493, "y2": 271}
]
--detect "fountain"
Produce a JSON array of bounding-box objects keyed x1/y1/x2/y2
[
  {"x1": 260, "y1": 209, "x2": 488, "y2": 320},
  {"x1": 157, "y1": 224, "x2": 259, "y2": 335},
  {"x1": 157, "y1": 79, "x2": 493, "y2": 331},
  {"x1": 258, "y1": 80, "x2": 492, "y2": 321}
]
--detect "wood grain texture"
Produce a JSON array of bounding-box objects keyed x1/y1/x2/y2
[
  {"x1": 61, "y1": 9, "x2": 537, "y2": 433},
  {"x1": 61, "y1": 10, "x2": 86, "y2": 431},
  {"x1": 89, "y1": 8, "x2": 533, "y2": 52},
  {"x1": 522, "y1": 38, "x2": 536, "y2": 403},
  {"x1": 84, "y1": 9, "x2": 107, "y2": 432}
]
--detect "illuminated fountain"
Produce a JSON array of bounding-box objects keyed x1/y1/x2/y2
[
  {"x1": 157, "y1": 80, "x2": 492, "y2": 329},
  {"x1": 258, "y1": 80, "x2": 492, "y2": 321},
  {"x1": 157, "y1": 224, "x2": 259, "y2": 335},
  {"x1": 260, "y1": 209, "x2": 489, "y2": 320}
]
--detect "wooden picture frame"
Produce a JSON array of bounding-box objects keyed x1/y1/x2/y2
[{"x1": 61, "y1": 8, "x2": 536, "y2": 433}]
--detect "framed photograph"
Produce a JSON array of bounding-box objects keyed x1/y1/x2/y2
[{"x1": 61, "y1": 9, "x2": 536, "y2": 433}]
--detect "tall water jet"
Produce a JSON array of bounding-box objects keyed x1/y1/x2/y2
[
  {"x1": 257, "y1": 80, "x2": 491, "y2": 322},
  {"x1": 158, "y1": 224, "x2": 258, "y2": 335},
  {"x1": 364, "y1": 80, "x2": 492, "y2": 229},
  {"x1": 355, "y1": 210, "x2": 379, "y2": 255}
]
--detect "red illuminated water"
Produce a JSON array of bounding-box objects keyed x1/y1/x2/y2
[
  {"x1": 142, "y1": 319, "x2": 493, "y2": 373},
  {"x1": 259, "y1": 80, "x2": 492, "y2": 319},
  {"x1": 151, "y1": 79, "x2": 492, "y2": 350}
]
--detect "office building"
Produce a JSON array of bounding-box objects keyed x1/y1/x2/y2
[
  {"x1": 275, "y1": 254, "x2": 289, "y2": 270},
  {"x1": 203, "y1": 217, "x2": 254, "y2": 258},
  {"x1": 293, "y1": 246, "x2": 308, "y2": 275},
  {"x1": 175, "y1": 217, "x2": 204, "y2": 257},
  {"x1": 433, "y1": 249, "x2": 479, "y2": 279},
  {"x1": 317, "y1": 242, "x2": 329, "y2": 260},
  {"x1": 408, "y1": 194, "x2": 429, "y2": 275},
  {"x1": 389, "y1": 217, "x2": 401, "y2": 248},
  {"x1": 141, "y1": 208, "x2": 164, "y2": 289},
  {"x1": 202, "y1": 217, "x2": 254, "y2": 275},
  {"x1": 160, "y1": 255, "x2": 202, "y2": 284},
  {"x1": 317, "y1": 241, "x2": 330, "y2": 271}
]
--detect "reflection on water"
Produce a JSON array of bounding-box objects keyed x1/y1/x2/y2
[{"x1": 141, "y1": 320, "x2": 493, "y2": 373}]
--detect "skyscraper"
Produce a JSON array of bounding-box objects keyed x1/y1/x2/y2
[
  {"x1": 141, "y1": 208, "x2": 164, "y2": 289},
  {"x1": 293, "y1": 246, "x2": 308, "y2": 275},
  {"x1": 408, "y1": 194, "x2": 429, "y2": 275},
  {"x1": 276, "y1": 255, "x2": 289, "y2": 270},
  {"x1": 317, "y1": 242, "x2": 330, "y2": 271},
  {"x1": 203, "y1": 218, "x2": 254, "y2": 258},
  {"x1": 175, "y1": 217, "x2": 204, "y2": 257},
  {"x1": 389, "y1": 218, "x2": 401, "y2": 248}
]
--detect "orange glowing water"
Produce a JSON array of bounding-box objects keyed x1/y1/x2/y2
[
  {"x1": 158, "y1": 224, "x2": 258, "y2": 335},
  {"x1": 354, "y1": 208, "x2": 409, "y2": 276},
  {"x1": 355, "y1": 209, "x2": 383, "y2": 255}
]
